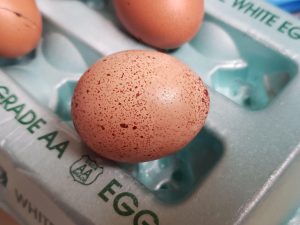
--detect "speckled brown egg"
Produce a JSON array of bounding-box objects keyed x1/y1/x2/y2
[
  {"x1": 71, "y1": 50, "x2": 209, "y2": 163},
  {"x1": 0, "y1": 0, "x2": 42, "y2": 58},
  {"x1": 113, "y1": 0, "x2": 204, "y2": 49}
]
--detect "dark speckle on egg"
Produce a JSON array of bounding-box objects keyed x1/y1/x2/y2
[{"x1": 71, "y1": 50, "x2": 209, "y2": 163}]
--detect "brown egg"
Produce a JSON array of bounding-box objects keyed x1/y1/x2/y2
[
  {"x1": 71, "y1": 50, "x2": 209, "y2": 163},
  {"x1": 0, "y1": 0, "x2": 42, "y2": 58},
  {"x1": 113, "y1": 0, "x2": 204, "y2": 49},
  {"x1": 0, "y1": 208, "x2": 20, "y2": 225}
]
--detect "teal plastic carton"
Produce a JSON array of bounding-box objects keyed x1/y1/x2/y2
[{"x1": 1, "y1": 0, "x2": 300, "y2": 225}]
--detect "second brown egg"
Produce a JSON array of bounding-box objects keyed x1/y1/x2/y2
[
  {"x1": 113, "y1": 0, "x2": 204, "y2": 49},
  {"x1": 0, "y1": 0, "x2": 42, "y2": 58}
]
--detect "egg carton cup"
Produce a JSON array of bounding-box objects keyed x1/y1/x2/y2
[{"x1": 1, "y1": 0, "x2": 300, "y2": 225}]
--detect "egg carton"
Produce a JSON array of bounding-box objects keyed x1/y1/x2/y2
[{"x1": 1, "y1": 0, "x2": 300, "y2": 225}]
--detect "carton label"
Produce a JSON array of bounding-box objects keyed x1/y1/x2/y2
[
  {"x1": 15, "y1": 189, "x2": 55, "y2": 225},
  {"x1": 98, "y1": 179, "x2": 159, "y2": 225},
  {"x1": 0, "y1": 166, "x2": 7, "y2": 187},
  {"x1": 0, "y1": 84, "x2": 69, "y2": 159},
  {"x1": 220, "y1": 0, "x2": 300, "y2": 40},
  {"x1": 70, "y1": 155, "x2": 104, "y2": 185}
]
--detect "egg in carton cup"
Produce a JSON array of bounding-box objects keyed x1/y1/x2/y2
[{"x1": 1, "y1": 0, "x2": 300, "y2": 225}]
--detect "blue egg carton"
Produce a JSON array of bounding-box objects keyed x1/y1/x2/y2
[
  {"x1": 267, "y1": 0, "x2": 300, "y2": 13},
  {"x1": 1, "y1": 0, "x2": 300, "y2": 225}
]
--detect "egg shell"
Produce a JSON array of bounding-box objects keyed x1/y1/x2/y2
[
  {"x1": 71, "y1": 50, "x2": 209, "y2": 163},
  {"x1": 113, "y1": 0, "x2": 204, "y2": 49},
  {"x1": 0, "y1": 0, "x2": 42, "y2": 58}
]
